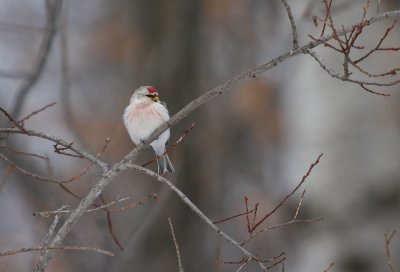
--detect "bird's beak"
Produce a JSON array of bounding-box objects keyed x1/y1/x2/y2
[
  {"x1": 146, "y1": 94, "x2": 159, "y2": 102},
  {"x1": 152, "y1": 95, "x2": 159, "y2": 102}
]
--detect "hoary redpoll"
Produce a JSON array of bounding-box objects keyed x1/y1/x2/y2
[{"x1": 123, "y1": 86, "x2": 174, "y2": 175}]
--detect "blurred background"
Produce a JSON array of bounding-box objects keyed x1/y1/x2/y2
[{"x1": 0, "y1": 0, "x2": 399, "y2": 271}]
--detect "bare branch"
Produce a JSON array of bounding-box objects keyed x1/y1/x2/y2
[
  {"x1": 307, "y1": 49, "x2": 392, "y2": 96},
  {"x1": 293, "y1": 190, "x2": 306, "y2": 220},
  {"x1": 106, "y1": 193, "x2": 158, "y2": 212},
  {"x1": 37, "y1": 205, "x2": 67, "y2": 265},
  {"x1": 33, "y1": 9, "x2": 400, "y2": 270},
  {"x1": 323, "y1": 262, "x2": 335, "y2": 272},
  {"x1": 280, "y1": 0, "x2": 299, "y2": 50},
  {"x1": 142, "y1": 122, "x2": 195, "y2": 168},
  {"x1": 33, "y1": 197, "x2": 129, "y2": 217},
  {"x1": 17, "y1": 102, "x2": 57, "y2": 125},
  {"x1": 0, "y1": 245, "x2": 114, "y2": 257},
  {"x1": 217, "y1": 252, "x2": 286, "y2": 271},
  {"x1": 168, "y1": 218, "x2": 184, "y2": 272},
  {"x1": 0, "y1": 128, "x2": 108, "y2": 171},
  {"x1": 384, "y1": 230, "x2": 397, "y2": 272},
  {"x1": 0, "y1": 145, "x2": 48, "y2": 160},
  {"x1": 212, "y1": 208, "x2": 256, "y2": 224},
  {"x1": 309, "y1": 2, "x2": 400, "y2": 96},
  {"x1": 250, "y1": 153, "x2": 323, "y2": 232},
  {"x1": 0, "y1": 107, "x2": 27, "y2": 132},
  {"x1": 128, "y1": 165, "x2": 268, "y2": 271},
  {"x1": 0, "y1": 153, "x2": 65, "y2": 184},
  {"x1": 99, "y1": 194, "x2": 124, "y2": 251},
  {"x1": 241, "y1": 190, "x2": 323, "y2": 245}
]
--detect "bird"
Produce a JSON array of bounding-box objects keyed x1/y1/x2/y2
[{"x1": 123, "y1": 86, "x2": 174, "y2": 175}]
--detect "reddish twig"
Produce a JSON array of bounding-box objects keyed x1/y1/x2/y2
[
  {"x1": 212, "y1": 208, "x2": 256, "y2": 224},
  {"x1": 320, "y1": 0, "x2": 333, "y2": 37},
  {"x1": 0, "y1": 153, "x2": 64, "y2": 184},
  {"x1": 100, "y1": 195, "x2": 124, "y2": 251},
  {"x1": 168, "y1": 218, "x2": 184, "y2": 272},
  {"x1": 251, "y1": 202, "x2": 259, "y2": 233},
  {"x1": 241, "y1": 190, "x2": 323, "y2": 245},
  {"x1": 216, "y1": 257, "x2": 250, "y2": 265},
  {"x1": 266, "y1": 257, "x2": 286, "y2": 270},
  {"x1": 309, "y1": 0, "x2": 400, "y2": 96},
  {"x1": 142, "y1": 122, "x2": 195, "y2": 168},
  {"x1": 384, "y1": 230, "x2": 397, "y2": 272},
  {"x1": 243, "y1": 196, "x2": 260, "y2": 235},
  {"x1": 250, "y1": 153, "x2": 323, "y2": 232},
  {"x1": 0, "y1": 145, "x2": 48, "y2": 160},
  {"x1": 245, "y1": 196, "x2": 251, "y2": 234},
  {"x1": 0, "y1": 107, "x2": 27, "y2": 132},
  {"x1": 58, "y1": 184, "x2": 83, "y2": 200},
  {"x1": 354, "y1": 20, "x2": 399, "y2": 63}
]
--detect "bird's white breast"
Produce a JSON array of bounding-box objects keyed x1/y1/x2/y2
[{"x1": 123, "y1": 101, "x2": 170, "y2": 145}]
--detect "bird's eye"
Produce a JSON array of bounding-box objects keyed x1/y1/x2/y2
[{"x1": 146, "y1": 94, "x2": 153, "y2": 98}]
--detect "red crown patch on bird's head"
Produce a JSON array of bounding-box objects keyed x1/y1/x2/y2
[{"x1": 147, "y1": 86, "x2": 158, "y2": 94}]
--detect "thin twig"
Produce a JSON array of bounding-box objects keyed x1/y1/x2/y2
[
  {"x1": 33, "y1": 197, "x2": 130, "y2": 217},
  {"x1": 142, "y1": 122, "x2": 195, "y2": 168},
  {"x1": 384, "y1": 230, "x2": 397, "y2": 272},
  {"x1": 0, "y1": 145, "x2": 48, "y2": 160},
  {"x1": 168, "y1": 218, "x2": 184, "y2": 272},
  {"x1": 37, "y1": 205, "x2": 67, "y2": 264},
  {"x1": 58, "y1": 184, "x2": 82, "y2": 200},
  {"x1": 0, "y1": 153, "x2": 64, "y2": 184},
  {"x1": 217, "y1": 252, "x2": 286, "y2": 270},
  {"x1": 309, "y1": 1, "x2": 400, "y2": 96},
  {"x1": 266, "y1": 257, "x2": 286, "y2": 270},
  {"x1": 258, "y1": 218, "x2": 323, "y2": 232},
  {"x1": 17, "y1": 102, "x2": 57, "y2": 125},
  {"x1": 307, "y1": 49, "x2": 392, "y2": 96},
  {"x1": 35, "y1": 9, "x2": 400, "y2": 271},
  {"x1": 0, "y1": 107, "x2": 27, "y2": 132},
  {"x1": 107, "y1": 193, "x2": 158, "y2": 212},
  {"x1": 128, "y1": 164, "x2": 267, "y2": 271},
  {"x1": 212, "y1": 208, "x2": 256, "y2": 224},
  {"x1": 250, "y1": 153, "x2": 323, "y2": 232},
  {"x1": 236, "y1": 258, "x2": 251, "y2": 272},
  {"x1": 280, "y1": 0, "x2": 299, "y2": 50},
  {"x1": 0, "y1": 245, "x2": 114, "y2": 257},
  {"x1": 0, "y1": 128, "x2": 108, "y2": 171},
  {"x1": 99, "y1": 195, "x2": 124, "y2": 251},
  {"x1": 323, "y1": 262, "x2": 335, "y2": 272}
]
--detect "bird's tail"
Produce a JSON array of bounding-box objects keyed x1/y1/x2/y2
[{"x1": 157, "y1": 154, "x2": 174, "y2": 175}]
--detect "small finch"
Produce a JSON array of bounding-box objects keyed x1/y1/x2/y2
[{"x1": 123, "y1": 86, "x2": 174, "y2": 175}]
